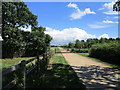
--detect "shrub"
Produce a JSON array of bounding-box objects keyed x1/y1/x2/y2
[
  {"x1": 89, "y1": 41, "x2": 120, "y2": 65},
  {"x1": 67, "y1": 48, "x2": 69, "y2": 51},
  {"x1": 70, "y1": 48, "x2": 89, "y2": 53},
  {"x1": 80, "y1": 49, "x2": 89, "y2": 53},
  {"x1": 71, "y1": 48, "x2": 75, "y2": 52}
]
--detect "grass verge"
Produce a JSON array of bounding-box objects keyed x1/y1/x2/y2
[
  {"x1": 40, "y1": 55, "x2": 86, "y2": 89},
  {"x1": 77, "y1": 53, "x2": 120, "y2": 69}
]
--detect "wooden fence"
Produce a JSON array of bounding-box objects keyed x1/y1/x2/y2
[{"x1": 1, "y1": 51, "x2": 52, "y2": 89}]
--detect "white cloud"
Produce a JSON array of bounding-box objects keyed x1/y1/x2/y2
[
  {"x1": 45, "y1": 27, "x2": 95, "y2": 45},
  {"x1": 88, "y1": 24, "x2": 108, "y2": 29},
  {"x1": 102, "y1": 20, "x2": 118, "y2": 23},
  {"x1": 100, "y1": 1, "x2": 119, "y2": 15},
  {"x1": 114, "y1": 16, "x2": 120, "y2": 19},
  {"x1": 98, "y1": 8, "x2": 104, "y2": 10},
  {"x1": 98, "y1": 33, "x2": 109, "y2": 39},
  {"x1": 67, "y1": 3, "x2": 96, "y2": 20},
  {"x1": 67, "y1": 3, "x2": 78, "y2": 9}
]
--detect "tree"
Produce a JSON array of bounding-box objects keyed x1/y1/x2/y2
[
  {"x1": 75, "y1": 39, "x2": 81, "y2": 48},
  {"x1": 2, "y1": 2, "x2": 38, "y2": 58},
  {"x1": 24, "y1": 26, "x2": 52, "y2": 56},
  {"x1": 68, "y1": 42, "x2": 75, "y2": 48},
  {"x1": 113, "y1": 0, "x2": 120, "y2": 12}
]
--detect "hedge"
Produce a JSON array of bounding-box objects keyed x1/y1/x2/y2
[
  {"x1": 70, "y1": 48, "x2": 89, "y2": 53},
  {"x1": 89, "y1": 41, "x2": 120, "y2": 65}
]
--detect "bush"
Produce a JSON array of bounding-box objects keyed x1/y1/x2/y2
[
  {"x1": 70, "y1": 48, "x2": 89, "y2": 53},
  {"x1": 71, "y1": 49, "x2": 75, "y2": 52},
  {"x1": 80, "y1": 49, "x2": 89, "y2": 53},
  {"x1": 89, "y1": 41, "x2": 120, "y2": 65}
]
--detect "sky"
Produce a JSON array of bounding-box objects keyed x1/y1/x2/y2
[{"x1": 24, "y1": 1, "x2": 119, "y2": 45}]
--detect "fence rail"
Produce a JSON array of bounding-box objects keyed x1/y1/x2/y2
[{"x1": 2, "y1": 52, "x2": 51, "y2": 89}]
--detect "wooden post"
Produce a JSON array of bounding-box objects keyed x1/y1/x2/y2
[
  {"x1": 37, "y1": 56, "x2": 40, "y2": 73},
  {"x1": 21, "y1": 60, "x2": 26, "y2": 90},
  {"x1": 55, "y1": 48, "x2": 56, "y2": 53}
]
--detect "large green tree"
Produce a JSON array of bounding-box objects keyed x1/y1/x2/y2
[{"x1": 2, "y1": 2, "x2": 38, "y2": 58}]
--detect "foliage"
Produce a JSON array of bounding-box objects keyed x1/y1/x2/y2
[
  {"x1": 70, "y1": 48, "x2": 89, "y2": 53},
  {"x1": 23, "y1": 27, "x2": 52, "y2": 56},
  {"x1": 113, "y1": 0, "x2": 120, "y2": 12},
  {"x1": 89, "y1": 41, "x2": 120, "y2": 65},
  {"x1": 62, "y1": 38, "x2": 120, "y2": 49},
  {"x1": 2, "y1": 2, "x2": 52, "y2": 58},
  {"x1": 2, "y1": 2, "x2": 38, "y2": 58},
  {"x1": 75, "y1": 39, "x2": 82, "y2": 48},
  {"x1": 68, "y1": 42, "x2": 75, "y2": 48}
]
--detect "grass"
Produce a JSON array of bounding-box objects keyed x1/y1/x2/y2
[
  {"x1": 77, "y1": 53, "x2": 120, "y2": 69},
  {"x1": 50, "y1": 47, "x2": 61, "y2": 53},
  {"x1": 52, "y1": 56, "x2": 68, "y2": 65},
  {"x1": 40, "y1": 55, "x2": 86, "y2": 89},
  {"x1": 1, "y1": 57, "x2": 34, "y2": 70},
  {"x1": 55, "y1": 47, "x2": 61, "y2": 53}
]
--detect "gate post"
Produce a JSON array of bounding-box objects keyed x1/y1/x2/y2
[{"x1": 21, "y1": 60, "x2": 26, "y2": 90}]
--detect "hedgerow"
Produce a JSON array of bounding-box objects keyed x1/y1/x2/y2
[
  {"x1": 70, "y1": 48, "x2": 89, "y2": 53},
  {"x1": 89, "y1": 41, "x2": 120, "y2": 65}
]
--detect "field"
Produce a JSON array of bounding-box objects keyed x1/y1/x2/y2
[{"x1": 1, "y1": 57, "x2": 34, "y2": 70}]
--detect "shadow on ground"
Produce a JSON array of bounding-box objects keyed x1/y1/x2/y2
[
  {"x1": 71, "y1": 65, "x2": 120, "y2": 89},
  {"x1": 11, "y1": 64, "x2": 86, "y2": 89},
  {"x1": 38, "y1": 64, "x2": 86, "y2": 89}
]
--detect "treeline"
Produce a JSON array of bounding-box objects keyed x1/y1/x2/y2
[
  {"x1": 62, "y1": 38, "x2": 120, "y2": 49},
  {"x1": 62, "y1": 38, "x2": 120, "y2": 66},
  {"x1": 2, "y1": 2, "x2": 52, "y2": 58}
]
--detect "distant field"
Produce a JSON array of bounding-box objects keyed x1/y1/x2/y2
[{"x1": 1, "y1": 57, "x2": 34, "y2": 70}]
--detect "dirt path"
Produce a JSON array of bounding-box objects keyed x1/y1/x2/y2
[{"x1": 59, "y1": 47, "x2": 120, "y2": 89}]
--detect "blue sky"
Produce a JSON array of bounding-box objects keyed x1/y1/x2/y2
[{"x1": 25, "y1": 1, "x2": 119, "y2": 45}]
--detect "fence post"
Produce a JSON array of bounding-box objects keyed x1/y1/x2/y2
[
  {"x1": 37, "y1": 56, "x2": 40, "y2": 73},
  {"x1": 55, "y1": 48, "x2": 56, "y2": 53},
  {"x1": 21, "y1": 60, "x2": 26, "y2": 90}
]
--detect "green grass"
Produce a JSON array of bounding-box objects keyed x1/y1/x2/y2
[
  {"x1": 77, "y1": 53, "x2": 120, "y2": 69},
  {"x1": 50, "y1": 47, "x2": 61, "y2": 53},
  {"x1": 55, "y1": 47, "x2": 61, "y2": 53},
  {"x1": 52, "y1": 56, "x2": 68, "y2": 65},
  {"x1": 1, "y1": 57, "x2": 34, "y2": 70},
  {"x1": 40, "y1": 55, "x2": 85, "y2": 89}
]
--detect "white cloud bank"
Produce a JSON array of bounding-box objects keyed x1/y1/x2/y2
[
  {"x1": 67, "y1": 3, "x2": 96, "y2": 20},
  {"x1": 98, "y1": 33, "x2": 109, "y2": 39},
  {"x1": 45, "y1": 27, "x2": 96, "y2": 45},
  {"x1": 88, "y1": 24, "x2": 108, "y2": 29},
  {"x1": 102, "y1": 20, "x2": 118, "y2": 23}
]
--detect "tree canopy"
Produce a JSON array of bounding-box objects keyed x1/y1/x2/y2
[
  {"x1": 113, "y1": 0, "x2": 120, "y2": 12},
  {"x1": 2, "y1": 2, "x2": 52, "y2": 58}
]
